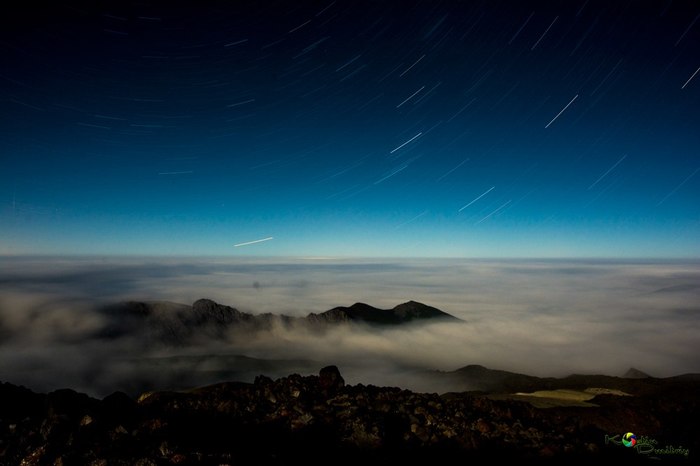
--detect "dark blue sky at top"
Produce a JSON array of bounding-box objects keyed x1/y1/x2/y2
[{"x1": 1, "y1": 0, "x2": 699, "y2": 257}]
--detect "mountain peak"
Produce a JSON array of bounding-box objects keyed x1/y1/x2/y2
[
  {"x1": 623, "y1": 367, "x2": 652, "y2": 379},
  {"x1": 191, "y1": 298, "x2": 246, "y2": 325},
  {"x1": 392, "y1": 301, "x2": 457, "y2": 320},
  {"x1": 312, "y1": 301, "x2": 459, "y2": 325},
  {"x1": 348, "y1": 302, "x2": 379, "y2": 312}
]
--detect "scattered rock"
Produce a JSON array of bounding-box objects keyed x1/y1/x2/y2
[
  {"x1": 1, "y1": 366, "x2": 698, "y2": 464},
  {"x1": 319, "y1": 365, "x2": 345, "y2": 392}
]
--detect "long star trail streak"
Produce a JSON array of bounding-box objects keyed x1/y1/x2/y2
[
  {"x1": 336, "y1": 54, "x2": 362, "y2": 72},
  {"x1": 437, "y1": 158, "x2": 469, "y2": 181},
  {"x1": 545, "y1": 94, "x2": 578, "y2": 128},
  {"x1": 509, "y1": 11, "x2": 534, "y2": 45},
  {"x1": 588, "y1": 154, "x2": 627, "y2": 190},
  {"x1": 681, "y1": 66, "x2": 700, "y2": 89},
  {"x1": 77, "y1": 122, "x2": 110, "y2": 129},
  {"x1": 656, "y1": 167, "x2": 700, "y2": 206},
  {"x1": 396, "y1": 86, "x2": 425, "y2": 108},
  {"x1": 374, "y1": 165, "x2": 408, "y2": 185},
  {"x1": 394, "y1": 210, "x2": 428, "y2": 229},
  {"x1": 234, "y1": 237, "x2": 274, "y2": 247},
  {"x1": 377, "y1": 62, "x2": 407, "y2": 83},
  {"x1": 399, "y1": 55, "x2": 426, "y2": 77},
  {"x1": 475, "y1": 200, "x2": 512, "y2": 224},
  {"x1": 413, "y1": 81, "x2": 442, "y2": 105},
  {"x1": 447, "y1": 98, "x2": 477, "y2": 122},
  {"x1": 389, "y1": 132, "x2": 422, "y2": 154},
  {"x1": 315, "y1": 1, "x2": 335, "y2": 17},
  {"x1": 227, "y1": 99, "x2": 255, "y2": 107},
  {"x1": 590, "y1": 59, "x2": 622, "y2": 96},
  {"x1": 531, "y1": 16, "x2": 558, "y2": 51},
  {"x1": 224, "y1": 39, "x2": 248, "y2": 47},
  {"x1": 576, "y1": 0, "x2": 590, "y2": 16},
  {"x1": 675, "y1": 12, "x2": 700, "y2": 47},
  {"x1": 422, "y1": 120, "x2": 443, "y2": 136},
  {"x1": 289, "y1": 20, "x2": 311, "y2": 33},
  {"x1": 158, "y1": 171, "x2": 194, "y2": 175},
  {"x1": 459, "y1": 186, "x2": 495, "y2": 212},
  {"x1": 339, "y1": 65, "x2": 366, "y2": 82}
]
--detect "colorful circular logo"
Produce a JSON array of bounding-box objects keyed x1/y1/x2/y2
[{"x1": 622, "y1": 432, "x2": 637, "y2": 447}]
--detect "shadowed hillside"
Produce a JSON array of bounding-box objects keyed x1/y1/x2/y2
[{"x1": 1, "y1": 365, "x2": 697, "y2": 465}]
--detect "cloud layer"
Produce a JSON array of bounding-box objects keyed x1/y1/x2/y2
[{"x1": 0, "y1": 257, "x2": 698, "y2": 397}]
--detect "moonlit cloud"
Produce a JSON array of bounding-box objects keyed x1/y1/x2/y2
[{"x1": 0, "y1": 257, "x2": 698, "y2": 397}]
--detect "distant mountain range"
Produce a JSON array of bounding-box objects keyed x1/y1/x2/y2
[
  {"x1": 98, "y1": 299, "x2": 460, "y2": 345},
  {"x1": 428, "y1": 364, "x2": 700, "y2": 396}
]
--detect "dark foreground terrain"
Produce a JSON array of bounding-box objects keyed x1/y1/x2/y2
[{"x1": 1, "y1": 366, "x2": 697, "y2": 465}]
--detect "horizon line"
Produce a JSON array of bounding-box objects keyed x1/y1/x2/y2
[{"x1": 1, "y1": 253, "x2": 699, "y2": 262}]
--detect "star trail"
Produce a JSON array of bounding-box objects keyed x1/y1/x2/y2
[{"x1": 1, "y1": 0, "x2": 699, "y2": 258}]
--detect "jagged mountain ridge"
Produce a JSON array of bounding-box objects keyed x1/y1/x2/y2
[
  {"x1": 308, "y1": 300, "x2": 458, "y2": 325},
  {"x1": 98, "y1": 299, "x2": 460, "y2": 345}
]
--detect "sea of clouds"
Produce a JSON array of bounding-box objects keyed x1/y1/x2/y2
[{"x1": 1, "y1": 256, "x2": 698, "y2": 397}]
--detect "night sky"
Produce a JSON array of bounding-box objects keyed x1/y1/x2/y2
[{"x1": 2, "y1": 1, "x2": 699, "y2": 258}]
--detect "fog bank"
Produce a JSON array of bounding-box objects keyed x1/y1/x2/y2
[{"x1": 1, "y1": 257, "x2": 698, "y2": 396}]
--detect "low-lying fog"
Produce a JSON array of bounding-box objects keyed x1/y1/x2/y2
[{"x1": 1, "y1": 256, "x2": 698, "y2": 397}]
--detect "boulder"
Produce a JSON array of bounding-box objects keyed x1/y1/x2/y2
[{"x1": 319, "y1": 365, "x2": 345, "y2": 392}]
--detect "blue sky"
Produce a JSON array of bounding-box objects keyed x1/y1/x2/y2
[{"x1": 1, "y1": 0, "x2": 699, "y2": 257}]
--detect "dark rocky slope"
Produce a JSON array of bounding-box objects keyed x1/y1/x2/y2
[{"x1": 1, "y1": 366, "x2": 697, "y2": 465}]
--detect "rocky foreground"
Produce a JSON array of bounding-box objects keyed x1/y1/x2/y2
[{"x1": 1, "y1": 366, "x2": 697, "y2": 465}]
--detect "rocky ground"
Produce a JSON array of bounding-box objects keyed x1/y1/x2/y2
[{"x1": 1, "y1": 366, "x2": 697, "y2": 465}]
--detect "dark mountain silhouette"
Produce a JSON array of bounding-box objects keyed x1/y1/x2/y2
[
  {"x1": 427, "y1": 364, "x2": 700, "y2": 398},
  {"x1": 307, "y1": 300, "x2": 459, "y2": 325},
  {"x1": 98, "y1": 299, "x2": 460, "y2": 345},
  {"x1": 437, "y1": 364, "x2": 547, "y2": 393}
]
